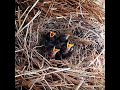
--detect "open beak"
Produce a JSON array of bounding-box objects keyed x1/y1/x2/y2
[
  {"x1": 50, "y1": 31, "x2": 56, "y2": 38},
  {"x1": 67, "y1": 42, "x2": 74, "y2": 49},
  {"x1": 53, "y1": 46, "x2": 60, "y2": 53}
]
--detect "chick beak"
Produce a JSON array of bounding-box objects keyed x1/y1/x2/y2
[
  {"x1": 67, "y1": 42, "x2": 74, "y2": 50},
  {"x1": 50, "y1": 31, "x2": 56, "y2": 38},
  {"x1": 66, "y1": 34, "x2": 70, "y2": 40},
  {"x1": 50, "y1": 47, "x2": 60, "y2": 59},
  {"x1": 53, "y1": 47, "x2": 60, "y2": 54}
]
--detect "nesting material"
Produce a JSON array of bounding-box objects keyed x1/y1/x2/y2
[{"x1": 15, "y1": 0, "x2": 105, "y2": 90}]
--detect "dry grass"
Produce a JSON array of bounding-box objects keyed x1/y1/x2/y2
[{"x1": 15, "y1": 0, "x2": 105, "y2": 90}]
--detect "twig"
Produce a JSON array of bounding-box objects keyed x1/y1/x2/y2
[
  {"x1": 16, "y1": 11, "x2": 41, "y2": 36},
  {"x1": 78, "y1": 0, "x2": 84, "y2": 18},
  {"x1": 88, "y1": 48, "x2": 105, "y2": 67},
  {"x1": 44, "y1": 79, "x2": 53, "y2": 90},
  {"x1": 15, "y1": 20, "x2": 18, "y2": 31},
  {"x1": 15, "y1": 67, "x2": 70, "y2": 77},
  {"x1": 20, "y1": 6, "x2": 30, "y2": 19},
  {"x1": 75, "y1": 77, "x2": 84, "y2": 90},
  {"x1": 16, "y1": 0, "x2": 40, "y2": 36},
  {"x1": 15, "y1": 49, "x2": 24, "y2": 53},
  {"x1": 29, "y1": 78, "x2": 40, "y2": 90},
  {"x1": 17, "y1": 6, "x2": 21, "y2": 28}
]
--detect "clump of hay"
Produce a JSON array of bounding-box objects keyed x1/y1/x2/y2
[{"x1": 15, "y1": 0, "x2": 105, "y2": 90}]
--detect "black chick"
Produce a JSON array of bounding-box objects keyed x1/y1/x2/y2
[
  {"x1": 59, "y1": 33, "x2": 70, "y2": 42},
  {"x1": 46, "y1": 44, "x2": 60, "y2": 59},
  {"x1": 54, "y1": 33, "x2": 70, "y2": 49},
  {"x1": 58, "y1": 33, "x2": 70, "y2": 45},
  {"x1": 60, "y1": 41, "x2": 74, "y2": 59},
  {"x1": 44, "y1": 31, "x2": 56, "y2": 46},
  {"x1": 55, "y1": 41, "x2": 74, "y2": 60}
]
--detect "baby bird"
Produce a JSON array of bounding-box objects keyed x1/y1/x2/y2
[
  {"x1": 55, "y1": 41, "x2": 74, "y2": 60},
  {"x1": 60, "y1": 42, "x2": 74, "y2": 59},
  {"x1": 59, "y1": 33, "x2": 70, "y2": 42},
  {"x1": 41, "y1": 32, "x2": 74, "y2": 60},
  {"x1": 47, "y1": 46, "x2": 60, "y2": 59},
  {"x1": 41, "y1": 31, "x2": 56, "y2": 47},
  {"x1": 45, "y1": 31, "x2": 56, "y2": 44},
  {"x1": 54, "y1": 33, "x2": 70, "y2": 49}
]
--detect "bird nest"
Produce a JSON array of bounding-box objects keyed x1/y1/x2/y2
[{"x1": 15, "y1": 0, "x2": 105, "y2": 90}]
